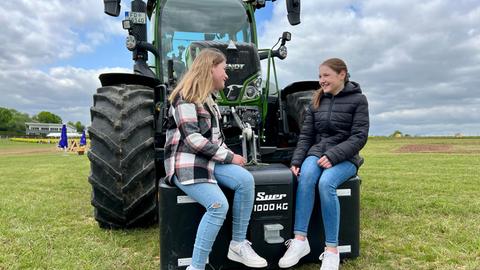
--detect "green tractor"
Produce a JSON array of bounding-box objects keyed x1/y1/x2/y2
[{"x1": 88, "y1": 0, "x2": 318, "y2": 229}]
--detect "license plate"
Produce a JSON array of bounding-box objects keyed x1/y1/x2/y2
[{"x1": 129, "y1": 12, "x2": 146, "y2": 24}]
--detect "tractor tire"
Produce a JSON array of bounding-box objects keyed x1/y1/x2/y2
[
  {"x1": 286, "y1": 90, "x2": 315, "y2": 131},
  {"x1": 87, "y1": 84, "x2": 156, "y2": 229}
]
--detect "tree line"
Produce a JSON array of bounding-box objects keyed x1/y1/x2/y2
[{"x1": 0, "y1": 107, "x2": 85, "y2": 135}]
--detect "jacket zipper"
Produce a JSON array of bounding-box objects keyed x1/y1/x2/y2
[{"x1": 327, "y1": 95, "x2": 335, "y2": 128}]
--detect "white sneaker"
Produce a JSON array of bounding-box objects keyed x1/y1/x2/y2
[
  {"x1": 227, "y1": 240, "x2": 268, "y2": 268},
  {"x1": 278, "y1": 238, "x2": 311, "y2": 268},
  {"x1": 319, "y1": 250, "x2": 340, "y2": 270}
]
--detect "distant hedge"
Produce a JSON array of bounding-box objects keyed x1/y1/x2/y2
[{"x1": 10, "y1": 138, "x2": 90, "y2": 144}]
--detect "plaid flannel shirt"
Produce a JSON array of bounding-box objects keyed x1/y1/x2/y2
[{"x1": 164, "y1": 96, "x2": 234, "y2": 185}]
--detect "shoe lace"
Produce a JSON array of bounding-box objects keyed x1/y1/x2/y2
[
  {"x1": 284, "y1": 239, "x2": 293, "y2": 247},
  {"x1": 284, "y1": 238, "x2": 304, "y2": 249},
  {"x1": 239, "y1": 240, "x2": 257, "y2": 257},
  {"x1": 284, "y1": 238, "x2": 305, "y2": 257},
  {"x1": 319, "y1": 251, "x2": 326, "y2": 261}
]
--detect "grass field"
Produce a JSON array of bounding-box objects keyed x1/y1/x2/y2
[{"x1": 0, "y1": 137, "x2": 479, "y2": 269}]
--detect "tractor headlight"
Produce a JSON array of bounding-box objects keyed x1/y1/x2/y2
[
  {"x1": 243, "y1": 77, "x2": 262, "y2": 100},
  {"x1": 122, "y1": 19, "x2": 132, "y2": 30},
  {"x1": 278, "y1": 45, "x2": 288, "y2": 59},
  {"x1": 243, "y1": 86, "x2": 261, "y2": 100},
  {"x1": 245, "y1": 86, "x2": 259, "y2": 99},
  {"x1": 126, "y1": 35, "x2": 136, "y2": 50},
  {"x1": 254, "y1": 77, "x2": 262, "y2": 88}
]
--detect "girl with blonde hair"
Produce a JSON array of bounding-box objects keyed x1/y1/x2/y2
[{"x1": 164, "y1": 48, "x2": 267, "y2": 270}]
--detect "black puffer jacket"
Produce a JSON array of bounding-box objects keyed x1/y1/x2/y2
[{"x1": 291, "y1": 81, "x2": 369, "y2": 170}]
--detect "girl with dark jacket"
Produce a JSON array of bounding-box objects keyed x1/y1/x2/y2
[
  {"x1": 164, "y1": 48, "x2": 267, "y2": 270},
  {"x1": 278, "y1": 58, "x2": 369, "y2": 270}
]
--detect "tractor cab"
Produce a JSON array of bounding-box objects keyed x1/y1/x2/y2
[
  {"x1": 154, "y1": 0, "x2": 254, "y2": 85},
  {"x1": 152, "y1": 0, "x2": 282, "y2": 154}
]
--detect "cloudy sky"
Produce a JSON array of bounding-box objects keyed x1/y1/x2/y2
[{"x1": 0, "y1": 0, "x2": 479, "y2": 136}]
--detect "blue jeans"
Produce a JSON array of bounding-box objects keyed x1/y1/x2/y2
[
  {"x1": 173, "y1": 163, "x2": 254, "y2": 270},
  {"x1": 293, "y1": 156, "x2": 356, "y2": 247}
]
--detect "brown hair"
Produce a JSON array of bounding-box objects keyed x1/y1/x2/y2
[
  {"x1": 169, "y1": 48, "x2": 226, "y2": 104},
  {"x1": 312, "y1": 58, "x2": 349, "y2": 109}
]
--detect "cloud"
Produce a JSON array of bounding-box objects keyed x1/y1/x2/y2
[
  {"x1": 1, "y1": 0, "x2": 479, "y2": 136},
  {"x1": 259, "y1": 0, "x2": 480, "y2": 135},
  {"x1": 0, "y1": 66, "x2": 130, "y2": 124},
  {"x1": 0, "y1": 0, "x2": 121, "y2": 69},
  {"x1": 0, "y1": 0, "x2": 130, "y2": 125}
]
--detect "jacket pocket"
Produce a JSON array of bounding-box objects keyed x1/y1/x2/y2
[{"x1": 197, "y1": 109, "x2": 212, "y2": 136}]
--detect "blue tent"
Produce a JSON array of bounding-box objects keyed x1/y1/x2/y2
[
  {"x1": 80, "y1": 130, "x2": 87, "y2": 146},
  {"x1": 58, "y1": 124, "x2": 68, "y2": 149}
]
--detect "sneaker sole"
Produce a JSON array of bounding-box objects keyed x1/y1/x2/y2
[
  {"x1": 278, "y1": 246, "x2": 311, "y2": 268},
  {"x1": 227, "y1": 249, "x2": 268, "y2": 268}
]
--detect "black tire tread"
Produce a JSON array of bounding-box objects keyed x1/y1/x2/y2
[
  {"x1": 88, "y1": 84, "x2": 156, "y2": 229},
  {"x1": 125, "y1": 181, "x2": 156, "y2": 211},
  {"x1": 90, "y1": 107, "x2": 119, "y2": 127},
  {"x1": 88, "y1": 126, "x2": 121, "y2": 154},
  {"x1": 88, "y1": 175, "x2": 123, "y2": 202},
  {"x1": 121, "y1": 115, "x2": 154, "y2": 141},
  {"x1": 93, "y1": 93, "x2": 123, "y2": 108},
  {"x1": 122, "y1": 100, "x2": 154, "y2": 118},
  {"x1": 121, "y1": 137, "x2": 154, "y2": 167},
  {"x1": 122, "y1": 160, "x2": 155, "y2": 192},
  {"x1": 87, "y1": 150, "x2": 121, "y2": 180}
]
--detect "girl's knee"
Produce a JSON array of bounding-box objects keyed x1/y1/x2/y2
[
  {"x1": 242, "y1": 173, "x2": 254, "y2": 188},
  {"x1": 207, "y1": 199, "x2": 229, "y2": 218},
  {"x1": 318, "y1": 178, "x2": 335, "y2": 194},
  {"x1": 298, "y1": 173, "x2": 318, "y2": 188},
  {"x1": 233, "y1": 170, "x2": 254, "y2": 191}
]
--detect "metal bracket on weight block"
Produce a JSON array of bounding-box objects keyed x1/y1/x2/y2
[
  {"x1": 231, "y1": 107, "x2": 262, "y2": 165},
  {"x1": 263, "y1": 224, "x2": 285, "y2": 244}
]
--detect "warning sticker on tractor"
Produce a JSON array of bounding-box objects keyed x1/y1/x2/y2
[{"x1": 129, "y1": 12, "x2": 146, "y2": 24}]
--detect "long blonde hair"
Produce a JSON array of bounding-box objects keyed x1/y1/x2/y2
[
  {"x1": 168, "y1": 48, "x2": 226, "y2": 105},
  {"x1": 312, "y1": 58, "x2": 349, "y2": 109}
]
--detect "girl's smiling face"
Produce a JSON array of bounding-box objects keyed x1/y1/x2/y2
[
  {"x1": 211, "y1": 61, "x2": 228, "y2": 91},
  {"x1": 319, "y1": 65, "x2": 346, "y2": 95}
]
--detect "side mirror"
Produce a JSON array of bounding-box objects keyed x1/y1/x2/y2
[
  {"x1": 104, "y1": 0, "x2": 121, "y2": 17},
  {"x1": 286, "y1": 0, "x2": 301, "y2": 25}
]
